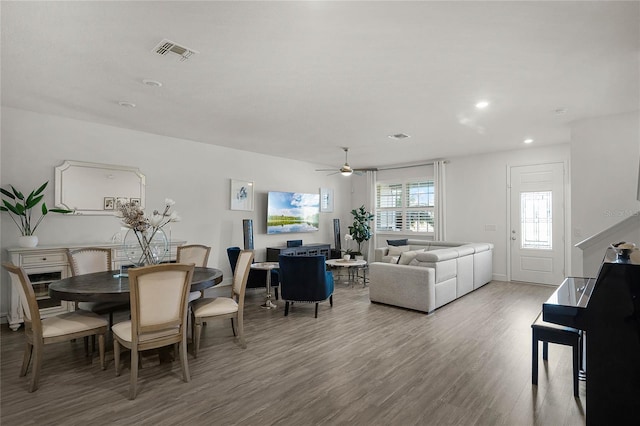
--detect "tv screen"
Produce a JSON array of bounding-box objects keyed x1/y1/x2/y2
[{"x1": 267, "y1": 191, "x2": 320, "y2": 234}]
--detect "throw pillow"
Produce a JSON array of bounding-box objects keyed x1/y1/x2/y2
[
  {"x1": 387, "y1": 239, "x2": 409, "y2": 247},
  {"x1": 398, "y1": 249, "x2": 424, "y2": 265},
  {"x1": 387, "y1": 245, "x2": 411, "y2": 257},
  {"x1": 389, "y1": 256, "x2": 400, "y2": 264}
]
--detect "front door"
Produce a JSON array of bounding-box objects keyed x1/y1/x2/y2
[{"x1": 509, "y1": 163, "x2": 565, "y2": 285}]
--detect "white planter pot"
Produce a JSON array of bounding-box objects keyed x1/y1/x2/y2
[
  {"x1": 355, "y1": 255, "x2": 364, "y2": 261},
  {"x1": 343, "y1": 254, "x2": 351, "y2": 261},
  {"x1": 18, "y1": 235, "x2": 39, "y2": 248}
]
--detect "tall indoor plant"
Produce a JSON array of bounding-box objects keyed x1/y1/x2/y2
[
  {"x1": 0, "y1": 181, "x2": 73, "y2": 247},
  {"x1": 348, "y1": 205, "x2": 375, "y2": 256}
]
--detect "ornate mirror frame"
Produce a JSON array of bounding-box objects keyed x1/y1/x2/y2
[{"x1": 54, "y1": 160, "x2": 145, "y2": 215}]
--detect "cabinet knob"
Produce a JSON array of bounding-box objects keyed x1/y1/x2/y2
[{"x1": 42, "y1": 257, "x2": 47, "y2": 261}]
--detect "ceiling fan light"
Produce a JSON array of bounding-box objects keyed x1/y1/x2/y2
[{"x1": 341, "y1": 170, "x2": 353, "y2": 177}]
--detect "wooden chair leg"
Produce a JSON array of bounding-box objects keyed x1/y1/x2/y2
[
  {"x1": 20, "y1": 342, "x2": 33, "y2": 377},
  {"x1": 237, "y1": 314, "x2": 245, "y2": 349},
  {"x1": 180, "y1": 339, "x2": 190, "y2": 382},
  {"x1": 98, "y1": 334, "x2": 106, "y2": 370},
  {"x1": 315, "y1": 303, "x2": 319, "y2": 318},
  {"x1": 29, "y1": 341, "x2": 43, "y2": 393},
  {"x1": 114, "y1": 340, "x2": 121, "y2": 376},
  {"x1": 284, "y1": 301, "x2": 290, "y2": 316},
  {"x1": 230, "y1": 318, "x2": 237, "y2": 337},
  {"x1": 130, "y1": 349, "x2": 139, "y2": 400},
  {"x1": 330, "y1": 295, "x2": 333, "y2": 307},
  {"x1": 194, "y1": 322, "x2": 202, "y2": 358}
]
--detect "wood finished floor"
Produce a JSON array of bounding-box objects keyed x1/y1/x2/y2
[{"x1": 0, "y1": 281, "x2": 586, "y2": 426}]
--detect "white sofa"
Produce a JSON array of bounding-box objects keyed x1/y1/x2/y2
[{"x1": 369, "y1": 239, "x2": 493, "y2": 313}]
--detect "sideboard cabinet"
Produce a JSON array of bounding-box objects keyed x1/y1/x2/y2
[
  {"x1": 5, "y1": 240, "x2": 184, "y2": 331},
  {"x1": 266, "y1": 243, "x2": 331, "y2": 262}
]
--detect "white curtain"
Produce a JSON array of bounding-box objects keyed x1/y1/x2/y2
[
  {"x1": 366, "y1": 170, "x2": 377, "y2": 261},
  {"x1": 434, "y1": 160, "x2": 446, "y2": 241}
]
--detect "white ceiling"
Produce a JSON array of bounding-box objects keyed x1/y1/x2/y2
[{"x1": 2, "y1": 1, "x2": 638, "y2": 170}]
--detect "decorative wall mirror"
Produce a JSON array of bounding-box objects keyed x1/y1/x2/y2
[{"x1": 55, "y1": 160, "x2": 145, "y2": 215}]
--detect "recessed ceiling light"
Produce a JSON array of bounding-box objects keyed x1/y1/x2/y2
[
  {"x1": 524, "y1": 138, "x2": 534, "y2": 144},
  {"x1": 388, "y1": 133, "x2": 411, "y2": 140},
  {"x1": 118, "y1": 101, "x2": 136, "y2": 108},
  {"x1": 475, "y1": 100, "x2": 490, "y2": 109},
  {"x1": 142, "y1": 79, "x2": 163, "y2": 87},
  {"x1": 554, "y1": 107, "x2": 567, "y2": 115}
]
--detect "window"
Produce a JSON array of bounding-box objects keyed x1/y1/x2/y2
[{"x1": 376, "y1": 180, "x2": 434, "y2": 233}]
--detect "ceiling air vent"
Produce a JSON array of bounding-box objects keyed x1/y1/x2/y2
[{"x1": 153, "y1": 39, "x2": 198, "y2": 62}]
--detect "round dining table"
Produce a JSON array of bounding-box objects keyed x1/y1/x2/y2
[{"x1": 49, "y1": 266, "x2": 223, "y2": 303}]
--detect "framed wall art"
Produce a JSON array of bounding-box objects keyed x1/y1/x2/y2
[
  {"x1": 230, "y1": 179, "x2": 254, "y2": 211},
  {"x1": 320, "y1": 187, "x2": 334, "y2": 212}
]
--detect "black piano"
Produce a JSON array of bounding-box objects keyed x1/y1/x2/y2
[{"x1": 543, "y1": 248, "x2": 640, "y2": 425}]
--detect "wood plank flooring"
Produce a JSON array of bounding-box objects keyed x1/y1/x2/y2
[{"x1": 0, "y1": 281, "x2": 586, "y2": 425}]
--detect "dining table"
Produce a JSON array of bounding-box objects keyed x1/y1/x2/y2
[{"x1": 48, "y1": 266, "x2": 223, "y2": 303}]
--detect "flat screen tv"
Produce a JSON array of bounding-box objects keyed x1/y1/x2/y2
[{"x1": 267, "y1": 191, "x2": 320, "y2": 234}]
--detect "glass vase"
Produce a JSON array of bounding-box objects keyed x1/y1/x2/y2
[{"x1": 123, "y1": 228, "x2": 169, "y2": 266}]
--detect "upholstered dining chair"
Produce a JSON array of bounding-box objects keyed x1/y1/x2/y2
[
  {"x1": 67, "y1": 247, "x2": 130, "y2": 327},
  {"x1": 278, "y1": 255, "x2": 334, "y2": 318},
  {"x1": 177, "y1": 244, "x2": 211, "y2": 301},
  {"x1": 2, "y1": 262, "x2": 108, "y2": 393},
  {"x1": 227, "y1": 246, "x2": 279, "y2": 299},
  {"x1": 191, "y1": 250, "x2": 253, "y2": 356},
  {"x1": 112, "y1": 263, "x2": 194, "y2": 400}
]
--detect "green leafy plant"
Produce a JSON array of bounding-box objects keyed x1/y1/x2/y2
[
  {"x1": 0, "y1": 181, "x2": 73, "y2": 236},
  {"x1": 348, "y1": 205, "x2": 375, "y2": 255}
]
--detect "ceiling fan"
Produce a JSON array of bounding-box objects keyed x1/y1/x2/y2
[{"x1": 316, "y1": 147, "x2": 376, "y2": 177}]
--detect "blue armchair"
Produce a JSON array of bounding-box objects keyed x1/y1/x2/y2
[
  {"x1": 278, "y1": 255, "x2": 334, "y2": 318},
  {"x1": 227, "y1": 247, "x2": 279, "y2": 299}
]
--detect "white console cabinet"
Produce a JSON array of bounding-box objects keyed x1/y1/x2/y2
[{"x1": 6, "y1": 240, "x2": 184, "y2": 331}]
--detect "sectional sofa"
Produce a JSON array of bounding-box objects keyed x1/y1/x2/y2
[{"x1": 369, "y1": 239, "x2": 493, "y2": 313}]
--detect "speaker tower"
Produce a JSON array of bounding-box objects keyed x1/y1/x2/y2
[{"x1": 243, "y1": 219, "x2": 254, "y2": 250}]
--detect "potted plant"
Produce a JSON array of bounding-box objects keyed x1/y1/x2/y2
[
  {"x1": 1, "y1": 181, "x2": 73, "y2": 247},
  {"x1": 348, "y1": 205, "x2": 375, "y2": 259}
]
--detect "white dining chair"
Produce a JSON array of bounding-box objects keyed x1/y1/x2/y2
[
  {"x1": 2, "y1": 262, "x2": 108, "y2": 392},
  {"x1": 191, "y1": 250, "x2": 253, "y2": 356},
  {"x1": 112, "y1": 263, "x2": 194, "y2": 399},
  {"x1": 177, "y1": 244, "x2": 211, "y2": 301}
]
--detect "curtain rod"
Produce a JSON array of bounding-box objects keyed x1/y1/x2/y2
[{"x1": 376, "y1": 159, "x2": 448, "y2": 171}]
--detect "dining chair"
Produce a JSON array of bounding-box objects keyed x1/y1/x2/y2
[
  {"x1": 112, "y1": 263, "x2": 194, "y2": 400},
  {"x1": 278, "y1": 255, "x2": 334, "y2": 318},
  {"x1": 2, "y1": 262, "x2": 108, "y2": 393},
  {"x1": 227, "y1": 246, "x2": 279, "y2": 299},
  {"x1": 191, "y1": 250, "x2": 253, "y2": 357},
  {"x1": 177, "y1": 244, "x2": 211, "y2": 301},
  {"x1": 66, "y1": 247, "x2": 130, "y2": 327}
]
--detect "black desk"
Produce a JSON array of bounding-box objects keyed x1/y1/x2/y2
[{"x1": 49, "y1": 267, "x2": 223, "y2": 303}]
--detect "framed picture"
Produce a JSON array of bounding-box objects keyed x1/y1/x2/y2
[
  {"x1": 320, "y1": 188, "x2": 334, "y2": 212},
  {"x1": 103, "y1": 197, "x2": 115, "y2": 210},
  {"x1": 130, "y1": 198, "x2": 141, "y2": 207},
  {"x1": 116, "y1": 197, "x2": 129, "y2": 208},
  {"x1": 230, "y1": 179, "x2": 254, "y2": 211}
]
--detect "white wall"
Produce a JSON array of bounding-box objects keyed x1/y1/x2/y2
[
  {"x1": 446, "y1": 144, "x2": 570, "y2": 281},
  {"x1": 570, "y1": 110, "x2": 640, "y2": 275},
  {"x1": 0, "y1": 107, "x2": 351, "y2": 317}
]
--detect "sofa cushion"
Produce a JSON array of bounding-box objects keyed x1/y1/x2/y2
[
  {"x1": 387, "y1": 245, "x2": 411, "y2": 256},
  {"x1": 415, "y1": 249, "x2": 460, "y2": 262},
  {"x1": 387, "y1": 239, "x2": 409, "y2": 247},
  {"x1": 398, "y1": 249, "x2": 425, "y2": 265}
]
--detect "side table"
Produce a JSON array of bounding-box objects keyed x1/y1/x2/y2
[
  {"x1": 250, "y1": 262, "x2": 279, "y2": 309},
  {"x1": 326, "y1": 259, "x2": 368, "y2": 287}
]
